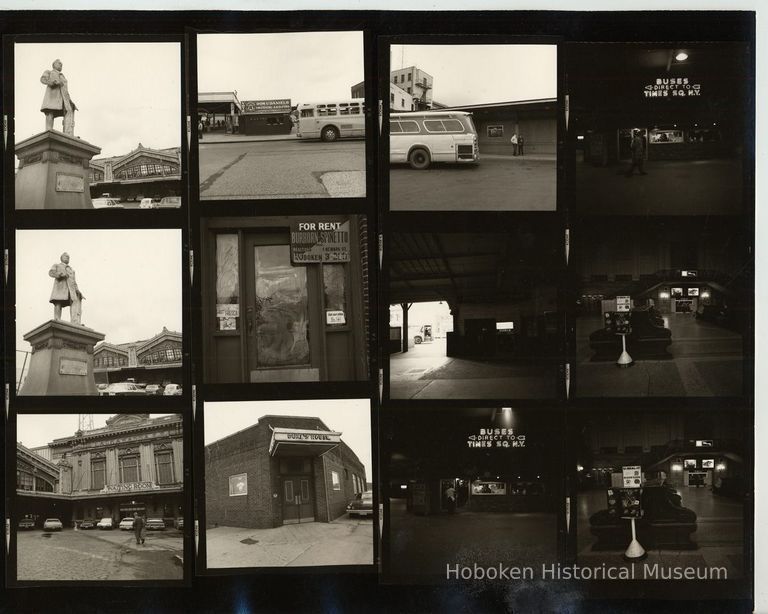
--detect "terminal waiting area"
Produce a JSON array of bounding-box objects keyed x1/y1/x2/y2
[
  {"x1": 574, "y1": 217, "x2": 748, "y2": 397},
  {"x1": 388, "y1": 224, "x2": 561, "y2": 400},
  {"x1": 568, "y1": 43, "x2": 748, "y2": 216},
  {"x1": 575, "y1": 411, "x2": 746, "y2": 580},
  {"x1": 385, "y1": 408, "x2": 560, "y2": 583}
]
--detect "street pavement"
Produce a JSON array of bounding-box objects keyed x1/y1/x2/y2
[
  {"x1": 389, "y1": 338, "x2": 559, "y2": 399},
  {"x1": 199, "y1": 140, "x2": 366, "y2": 200},
  {"x1": 387, "y1": 498, "x2": 557, "y2": 584},
  {"x1": 390, "y1": 155, "x2": 556, "y2": 211},
  {"x1": 16, "y1": 527, "x2": 183, "y2": 581},
  {"x1": 206, "y1": 516, "x2": 373, "y2": 569},
  {"x1": 577, "y1": 486, "x2": 744, "y2": 579},
  {"x1": 574, "y1": 158, "x2": 742, "y2": 216},
  {"x1": 575, "y1": 313, "x2": 743, "y2": 397}
]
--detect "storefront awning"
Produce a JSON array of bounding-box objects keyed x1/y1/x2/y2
[{"x1": 269, "y1": 427, "x2": 342, "y2": 457}]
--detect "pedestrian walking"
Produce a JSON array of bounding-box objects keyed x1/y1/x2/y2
[
  {"x1": 198, "y1": 119, "x2": 204, "y2": 140},
  {"x1": 133, "y1": 512, "x2": 145, "y2": 545},
  {"x1": 625, "y1": 129, "x2": 647, "y2": 177},
  {"x1": 510, "y1": 132, "x2": 519, "y2": 156}
]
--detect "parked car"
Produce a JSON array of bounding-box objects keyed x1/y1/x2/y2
[
  {"x1": 97, "y1": 383, "x2": 108, "y2": 391},
  {"x1": 119, "y1": 517, "x2": 135, "y2": 531},
  {"x1": 174, "y1": 517, "x2": 184, "y2": 530},
  {"x1": 139, "y1": 198, "x2": 155, "y2": 209},
  {"x1": 146, "y1": 518, "x2": 166, "y2": 531},
  {"x1": 99, "y1": 382, "x2": 146, "y2": 396},
  {"x1": 346, "y1": 490, "x2": 374, "y2": 518},
  {"x1": 96, "y1": 517, "x2": 114, "y2": 530},
  {"x1": 157, "y1": 196, "x2": 181, "y2": 208},
  {"x1": 145, "y1": 384, "x2": 165, "y2": 395},
  {"x1": 79, "y1": 518, "x2": 97, "y2": 530},
  {"x1": 43, "y1": 518, "x2": 63, "y2": 531},
  {"x1": 18, "y1": 518, "x2": 35, "y2": 530},
  {"x1": 163, "y1": 384, "x2": 182, "y2": 396},
  {"x1": 92, "y1": 198, "x2": 124, "y2": 209}
]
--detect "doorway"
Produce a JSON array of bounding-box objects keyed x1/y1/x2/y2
[{"x1": 281, "y1": 476, "x2": 315, "y2": 524}]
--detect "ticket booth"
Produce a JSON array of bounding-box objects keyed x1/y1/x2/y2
[{"x1": 202, "y1": 215, "x2": 369, "y2": 383}]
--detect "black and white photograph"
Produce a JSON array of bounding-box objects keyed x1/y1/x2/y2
[
  {"x1": 203, "y1": 399, "x2": 373, "y2": 569},
  {"x1": 575, "y1": 409, "x2": 748, "y2": 585},
  {"x1": 201, "y1": 215, "x2": 369, "y2": 384},
  {"x1": 197, "y1": 32, "x2": 366, "y2": 200},
  {"x1": 13, "y1": 42, "x2": 182, "y2": 210},
  {"x1": 388, "y1": 219, "x2": 561, "y2": 400},
  {"x1": 567, "y1": 43, "x2": 749, "y2": 216},
  {"x1": 13, "y1": 412, "x2": 185, "y2": 583},
  {"x1": 15, "y1": 229, "x2": 183, "y2": 396},
  {"x1": 384, "y1": 407, "x2": 561, "y2": 584},
  {"x1": 574, "y1": 216, "x2": 749, "y2": 397},
  {"x1": 386, "y1": 44, "x2": 557, "y2": 211}
]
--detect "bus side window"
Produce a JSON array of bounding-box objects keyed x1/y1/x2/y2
[
  {"x1": 300, "y1": 109, "x2": 314, "y2": 118},
  {"x1": 390, "y1": 121, "x2": 403, "y2": 134},
  {"x1": 442, "y1": 119, "x2": 465, "y2": 133},
  {"x1": 327, "y1": 105, "x2": 338, "y2": 116},
  {"x1": 401, "y1": 120, "x2": 420, "y2": 134},
  {"x1": 424, "y1": 120, "x2": 446, "y2": 133}
]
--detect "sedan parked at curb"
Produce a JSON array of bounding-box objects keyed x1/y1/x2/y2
[
  {"x1": 146, "y1": 518, "x2": 166, "y2": 531},
  {"x1": 346, "y1": 490, "x2": 374, "y2": 518},
  {"x1": 79, "y1": 518, "x2": 97, "y2": 530},
  {"x1": 18, "y1": 518, "x2": 35, "y2": 530},
  {"x1": 97, "y1": 517, "x2": 114, "y2": 530},
  {"x1": 119, "y1": 517, "x2": 135, "y2": 531},
  {"x1": 43, "y1": 518, "x2": 63, "y2": 531}
]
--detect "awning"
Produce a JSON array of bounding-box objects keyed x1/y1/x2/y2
[{"x1": 269, "y1": 427, "x2": 342, "y2": 457}]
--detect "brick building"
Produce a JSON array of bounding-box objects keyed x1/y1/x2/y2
[{"x1": 205, "y1": 415, "x2": 367, "y2": 529}]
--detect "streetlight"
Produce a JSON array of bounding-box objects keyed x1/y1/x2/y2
[{"x1": 675, "y1": 52, "x2": 689, "y2": 62}]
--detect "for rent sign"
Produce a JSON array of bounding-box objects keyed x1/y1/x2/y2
[{"x1": 290, "y1": 220, "x2": 351, "y2": 264}]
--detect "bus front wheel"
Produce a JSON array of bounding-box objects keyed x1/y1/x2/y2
[
  {"x1": 321, "y1": 127, "x2": 340, "y2": 142},
  {"x1": 408, "y1": 148, "x2": 431, "y2": 170}
]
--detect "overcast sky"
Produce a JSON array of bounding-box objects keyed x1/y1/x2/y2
[
  {"x1": 204, "y1": 399, "x2": 372, "y2": 480},
  {"x1": 390, "y1": 44, "x2": 557, "y2": 106},
  {"x1": 17, "y1": 413, "x2": 177, "y2": 449},
  {"x1": 16, "y1": 229, "x2": 182, "y2": 352},
  {"x1": 197, "y1": 32, "x2": 364, "y2": 104},
  {"x1": 15, "y1": 42, "x2": 181, "y2": 158}
]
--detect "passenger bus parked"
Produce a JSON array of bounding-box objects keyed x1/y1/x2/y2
[
  {"x1": 296, "y1": 99, "x2": 366, "y2": 142},
  {"x1": 390, "y1": 111, "x2": 479, "y2": 170}
]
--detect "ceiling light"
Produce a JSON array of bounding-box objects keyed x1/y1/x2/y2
[{"x1": 675, "y1": 52, "x2": 688, "y2": 62}]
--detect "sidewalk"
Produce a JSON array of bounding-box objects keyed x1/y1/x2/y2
[
  {"x1": 481, "y1": 152, "x2": 556, "y2": 161},
  {"x1": 206, "y1": 517, "x2": 373, "y2": 568},
  {"x1": 198, "y1": 131, "x2": 298, "y2": 144}
]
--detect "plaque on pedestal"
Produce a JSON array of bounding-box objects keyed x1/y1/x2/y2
[
  {"x1": 19, "y1": 319, "x2": 105, "y2": 395},
  {"x1": 15, "y1": 130, "x2": 101, "y2": 210}
]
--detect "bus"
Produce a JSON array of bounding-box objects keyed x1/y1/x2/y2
[
  {"x1": 390, "y1": 111, "x2": 479, "y2": 170},
  {"x1": 296, "y1": 99, "x2": 366, "y2": 142}
]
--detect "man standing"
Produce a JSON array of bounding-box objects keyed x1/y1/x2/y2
[
  {"x1": 626, "y1": 129, "x2": 647, "y2": 177},
  {"x1": 40, "y1": 59, "x2": 77, "y2": 136},
  {"x1": 49, "y1": 252, "x2": 84, "y2": 325},
  {"x1": 518, "y1": 134, "x2": 525, "y2": 156},
  {"x1": 444, "y1": 484, "x2": 457, "y2": 513},
  {"x1": 133, "y1": 513, "x2": 145, "y2": 545},
  {"x1": 510, "y1": 132, "x2": 519, "y2": 156}
]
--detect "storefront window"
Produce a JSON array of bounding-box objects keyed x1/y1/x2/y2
[
  {"x1": 155, "y1": 452, "x2": 174, "y2": 485},
  {"x1": 17, "y1": 470, "x2": 33, "y2": 491},
  {"x1": 254, "y1": 245, "x2": 310, "y2": 367},
  {"x1": 119, "y1": 455, "x2": 140, "y2": 483},
  {"x1": 323, "y1": 264, "x2": 347, "y2": 327},
  {"x1": 331, "y1": 471, "x2": 341, "y2": 491},
  {"x1": 91, "y1": 459, "x2": 106, "y2": 490},
  {"x1": 216, "y1": 234, "x2": 240, "y2": 331}
]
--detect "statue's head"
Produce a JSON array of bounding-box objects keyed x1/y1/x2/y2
[
  {"x1": 60, "y1": 252, "x2": 70, "y2": 264},
  {"x1": 52, "y1": 59, "x2": 62, "y2": 71}
]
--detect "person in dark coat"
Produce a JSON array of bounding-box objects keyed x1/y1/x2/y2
[
  {"x1": 625, "y1": 129, "x2": 647, "y2": 176},
  {"x1": 133, "y1": 513, "x2": 145, "y2": 545}
]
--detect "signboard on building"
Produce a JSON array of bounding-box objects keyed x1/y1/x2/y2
[
  {"x1": 326, "y1": 310, "x2": 346, "y2": 325},
  {"x1": 101, "y1": 481, "x2": 159, "y2": 494},
  {"x1": 60, "y1": 358, "x2": 88, "y2": 376},
  {"x1": 696, "y1": 439, "x2": 714, "y2": 447},
  {"x1": 229, "y1": 473, "x2": 248, "y2": 497},
  {"x1": 616, "y1": 296, "x2": 631, "y2": 312},
  {"x1": 471, "y1": 481, "x2": 507, "y2": 496},
  {"x1": 622, "y1": 465, "x2": 642, "y2": 488},
  {"x1": 272, "y1": 428, "x2": 342, "y2": 444},
  {"x1": 290, "y1": 220, "x2": 351, "y2": 264},
  {"x1": 241, "y1": 99, "x2": 291, "y2": 115}
]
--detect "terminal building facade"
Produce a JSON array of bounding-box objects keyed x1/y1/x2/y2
[
  {"x1": 89, "y1": 144, "x2": 182, "y2": 202},
  {"x1": 205, "y1": 415, "x2": 367, "y2": 529},
  {"x1": 93, "y1": 327, "x2": 183, "y2": 386},
  {"x1": 16, "y1": 414, "x2": 184, "y2": 528}
]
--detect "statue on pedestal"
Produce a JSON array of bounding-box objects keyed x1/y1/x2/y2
[
  {"x1": 49, "y1": 252, "x2": 85, "y2": 325},
  {"x1": 40, "y1": 59, "x2": 77, "y2": 136}
]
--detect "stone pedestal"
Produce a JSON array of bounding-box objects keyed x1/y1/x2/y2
[
  {"x1": 19, "y1": 320, "x2": 105, "y2": 395},
  {"x1": 15, "y1": 130, "x2": 101, "y2": 209}
]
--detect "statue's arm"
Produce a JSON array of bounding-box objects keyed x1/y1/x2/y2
[
  {"x1": 49, "y1": 265, "x2": 66, "y2": 279},
  {"x1": 40, "y1": 70, "x2": 60, "y2": 87}
]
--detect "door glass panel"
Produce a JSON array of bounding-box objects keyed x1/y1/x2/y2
[
  {"x1": 301, "y1": 479, "x2": 310, "y2": 503},
  {"x1": 284, "y1": 480, "x2": 294, "y2": 502},
  {"x1": 254, "y1": 245, "x2": 310, "y2": 367},
  {"x1": 216, "y1": 234, "x2": 240, "y2": 331},
  {"x1": 323, "y1": 264, "x2": 347, "y2": 327}
]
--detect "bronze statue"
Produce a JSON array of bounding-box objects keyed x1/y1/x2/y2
[
  {"x1": 40, "y1": 59, "x2": 77, "y2": 136},
  {"x1": 49, "y1": 252, "x2": 84, "y2": 324}
]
